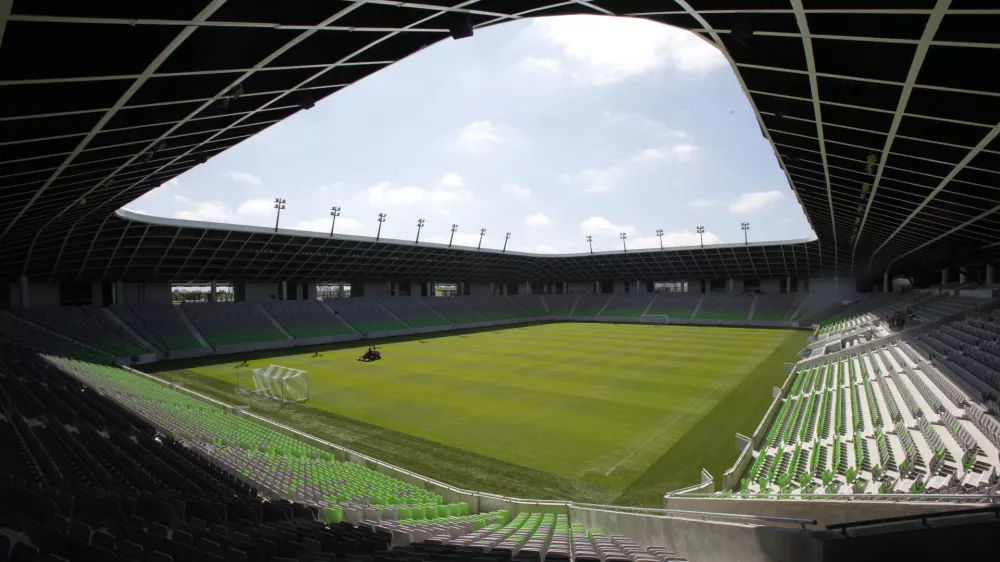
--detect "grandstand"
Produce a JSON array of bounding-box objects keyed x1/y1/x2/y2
[
  {"x1": 182, "y1": 303, "x2": 288, "y2": 350},
  {"x1": 113, "y1": 305, "x2": 205, "y2": 354},
  {"x1": 4, "y1": 2, "x2": 1000, "y2": 560},
  {"x1": 263, "y1": 300, "x2": 357, "y2": 340}
]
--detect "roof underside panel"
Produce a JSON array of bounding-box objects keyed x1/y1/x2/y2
[{"x1": 2, "y1": 1, "x2": 999, "y2": 284}]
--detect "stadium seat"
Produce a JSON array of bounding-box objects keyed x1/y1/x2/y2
[
  {"x1": 263, "y1": 301, "x2": 356, "y2": 339},
  {"x1": 181, "y1": 303, "x2": 287, "y2": 348}
]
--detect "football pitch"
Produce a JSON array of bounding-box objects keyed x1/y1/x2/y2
[{"x1": 147, "y1": 323, "x2": 805, "y2": 507}]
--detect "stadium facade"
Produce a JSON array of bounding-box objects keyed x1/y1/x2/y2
[{"x1": 3, "y1": 2, "x2": 1000, "y2": 561}]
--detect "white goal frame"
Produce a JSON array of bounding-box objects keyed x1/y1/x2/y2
[
  {"x1": 249, "y1": 364, "x2": 309, "y2": 404},
  {"x1": 640, "y1": 314, "x2": 670, "y2": 325}
]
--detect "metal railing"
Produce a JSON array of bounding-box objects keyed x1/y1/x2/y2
[
  {"x1": 826, "y1": 504, "x2": 1000, "y2": 535},
  {"x1": 663, "y1": 492, "x2": 1000, "y2": 504},
  {"x1": 570, "y1": 502, "x2": 818, "y2": 530}
]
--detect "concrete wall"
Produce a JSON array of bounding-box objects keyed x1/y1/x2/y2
[
  {"x1": 688, "y1": 280, "x2": 703, "y2": 294},
  {"x1": 661, "y1": 496, "x2": 975, "y2": 529},
  {"x1": 468, "y1": 282, "x2": 493, "y2": 297},
  {"x1": 90, "y1": 283, "x2": 103, "y2": 306},
  {"x1": 731, "y1": 278, "x2": 744, "y2": 293},
  {"x1": 569, "y1": 507, "x2": 820, "y2": 562},
  {"x1": 761, "y1": 278, "x2": 781, "y2": 294},
  {"x1": 362, "y1": 282, "x2": 392, "y2": 299},
  {"x1": 28, "y1": 282, "x2": 61, "y2": 308},
  {"x1": 245, "y1": 282, "x2": 281, "y2": 302},
  {"x1": 119, "y1": 282, "x2": 173, "y2": 306},
  {"x1": 568, "y1": 282, "x2": 595, "y2": 295}
]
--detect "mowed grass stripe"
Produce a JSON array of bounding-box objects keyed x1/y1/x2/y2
[{"x1": 150, "y1": 323, "x2": 804, "y2": 506}]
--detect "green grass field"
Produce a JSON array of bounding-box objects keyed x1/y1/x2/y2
[{"x1": 147, "y1": 322, "x2": 805, "y2": 507}]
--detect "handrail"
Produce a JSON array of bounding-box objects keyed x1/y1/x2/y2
[
  {"x1": 826, "y1": 504, "x2": 1000, "y2": 535},
  {"x1": 570, "y1": 502, "x2": 818, "y2": 529},
  {"x1": 663, "y1": 492, "x2": 1000, "y2": 502}
]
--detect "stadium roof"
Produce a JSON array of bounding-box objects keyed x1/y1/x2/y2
[
  {"x1": 2, "y1": 1, "x2": 999, "y2": 284},
  {"x1": 27, "y1": 209, "x2": 819, "y2": 283}
]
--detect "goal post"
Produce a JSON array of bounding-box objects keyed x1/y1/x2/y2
[
  {"x1": 640, "y1": 314, "x2": 670, "y2": 325},
  {"x1": 250, "y1": 364, "x2": 309, "y2": 404}
]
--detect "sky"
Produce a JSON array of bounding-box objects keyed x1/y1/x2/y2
[{"x1": 126, "y1": 15, "x2": 814, "y2": 255}]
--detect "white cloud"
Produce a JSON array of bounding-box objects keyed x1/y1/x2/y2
[
  {"x1": 535, "y1": 244, "x2": 558, "y2": 253},
  {"x1": 729, "y1": 190, "x2": 785, "y2": 214},
  {"x1": 295, "y1": 217, "x2": 364, "y2": 233},
  {"x1": 503, "y1": 183, "x2": 531, "y2": 197},
  {"x1": 690, "y1": 198, "x2": 725, "y2": 209},
  {"x1": 524, "y1": 212, "x2": 550, "y2": 227},
  {"x1": 175, "y1": 201, "x2": 231, "y2": 222},
  {"x1": 426, "y1": 232, "x2": 486, "y2": 248},
  {"x1": 517, "y1": 55, "x2": 560, "y2": 73},
  {"x1": 530, "y1": 15, "x2": 726, "y2": 85},
  {"x1": 628, "y1": 230, "x2": 723, "y2": 249},
  {"x1": 162, "y1": 178, "x2": 180, "y2": 188},
  {"x1": 630, "y1": 143, "x2": 697, "y2": 164},
  {"x1": 671, "y1": 144, "x2": 697, "y2": 162},
  {"x1": 224, "y1": 171, "x2": 263, "y2": 185},
  {"x1": 580, "y1": 216, "x2": 636, "y2": 237},
  {"x1": 173, "y1": 194, "x2": 190, "y2": 204},
  {"x1": 457, "y1": 120, "x2": 506, "y2": 153},
  {"x1": 563, "y1": 165, "x2": 626, "y2": 193},
  {"x1": 237, "y1": 199, "x2": 275, "y2": 216},
  {"x1": 440, "y1": 171, "x2": 464, "y2": 187},
  {"x1": 364, "y1": 180, "x2": 470, "y2": 209}
]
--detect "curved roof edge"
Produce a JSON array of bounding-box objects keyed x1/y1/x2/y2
[{"x1": 116, "y1": 209, "x2": 819, "y2": 258}]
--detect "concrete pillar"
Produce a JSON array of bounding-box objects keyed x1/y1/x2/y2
[
  {"x1": 636, "y1": 280, "x2": 641, "y2": 293},
  {"x1": 988, "y1": 264, "x2": 996, "y2": 285},
  {"x1": 280, "y1": 280, "x2": 287, "y2": 300},
  {"x1": 728, "y1": 278, "x2": 734, "y2": 292},
  {"x1": 19, "y1": 275, "x2": 29, "y2": 308},
  {"x1": 339, "y1": 282, "x2": 345, "y2": 298},
  {"x1": 114, "y1": 280, "x2": 124, "y2": 305},
  {"x1": 526, "y1": 281, "x2": 532, "y2": 295},
  {"x1": 883, "y1": 271, "x2": 890, "y2": 293},
  {"x1": 960, "y1": 270, "x2": 968, "y2": 284},
  {"x1": 941, "y1": 269, "x2": 949, "y2": 287},
  {"x1": 787, "y1": 276, "x2": 792, "y2": 293},
  {"x1": 427, "y1": 281, "x2": 433, "y2": 297},
  {"x1": 209, "y1": 281, "x2": 217, "y2": 303}
]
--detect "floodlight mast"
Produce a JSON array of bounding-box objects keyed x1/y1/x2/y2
[
  {"x1": 415, "y1": 219, "x2": 425, "y2": 245},
  {"x1": 273, "y1": 198, "x2": 286, "y2": 232},
  {"x1": 503, "y1": 232, "x2": 511, "y2": 254},
  {"x1": 697, "y1": 225, "x2": 705, "y2": 248},
  {"x1": 449, "y1": 224, "x2": 458, "y2": 248},
  {"x1": 656, "y1": 229, "x2": 664, "y2": 250},
  {"x1": 741, "y1": 222, "x2": 750, "y2": 246},
  {"x1": 329, "y1": 206, "x2": 340, "y2": 237},
  {"x1": 376, "y1": 213, "x2": 386, "y2": 241},
  {"x1": 620, "y1": 232, "x2": 627, "y2": 253},
  {"x1": 586, "y1": 235, "x2": 593, "y2": 255},
  {"x1": 478, "y1": 228, "x2": 486, "y2": 250}
]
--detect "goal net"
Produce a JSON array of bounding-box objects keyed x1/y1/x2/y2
[
  {"x1": 640, "y1": 314, "x2": 670, "y2": 325},
  {"x1": 250, "y1": 364, "x2": 309, "y2": 403}
]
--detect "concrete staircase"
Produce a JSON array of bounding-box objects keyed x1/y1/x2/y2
[
  {"x1": 640, "y1": 295, "x2": 658, "y2": 318},
  {"x1": 747, "y1": 294, "x2": 759, "y2": 321},
  {"x1": 255, "y1": 303, "x2": 293, "y2": 340},
  {"x1": 689, "y1": 295, "x2": 705, "y2": 320},
  {"x1": 318, "y1": 300, "x2": 363, "y2": 335},
  {"x1": 595, "y1": 295, "x2": 614, "y2": 317},
  {"x1": 102, "y1": 308, "x2": 159, "y2": 354},
  {"x1": 173, "y1": 306, "x2": 213, "y2": 350}
]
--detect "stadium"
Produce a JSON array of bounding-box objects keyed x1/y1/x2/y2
[{"x1": 1, "y1": 2, "x2": 999, "y2": 561}]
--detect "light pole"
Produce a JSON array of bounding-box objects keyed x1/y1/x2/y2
[
  {"x1": 448, "y1": 224, "x2": 458, "y2": 248},
  {"x1": 697, "y1": 225, "x2": 705, "y2": 249},
  {"x1": 586, "y1": 235, "x2": 593, "y2": 255},
  {"x1": 503, "y1": 232, "x2": 511, "y2": 254},
  {"x1": 415, "y1": 218, "x2": 425, "y2": 245},
  {"x1": 620, "y1": 232, "x2": 627, "y2": 253},
  {"x1": 273, "y1": 198, "x2": 286, "y2": 232},
  {"x1": 741, "y1": 222, "x2": 750, "y2": 246},
  {"x1": 329, "y1": 206, "x2": 340, "y2": 237},
  {"x1": 478, "y1": 228, "x2": 486, "y2": 250},
  {"x1": 376, "y1": 212, "x2": 386, "y2": 241},
  {"x1": 656, "y1": 229, "x2": 664, "y2": 250}
]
